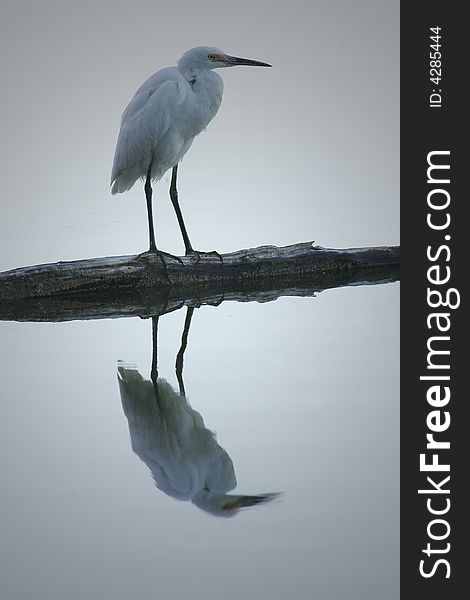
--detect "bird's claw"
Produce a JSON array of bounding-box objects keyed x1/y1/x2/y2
[
  {"x1": 185, "y1": 249, "x2": 201, "y2": 264},
  {"x1": 185, "y1": 250, "x2": 223, "y2": 264},
  {"x1": 159, "y1": 251, "x2": 184, "y2": 266},
  {"x1": 141, "y1": 248, "x2": 184, "y2": 266},
  {"x1": 206, "y1": 250, "x2": 224, "y2": 264}
]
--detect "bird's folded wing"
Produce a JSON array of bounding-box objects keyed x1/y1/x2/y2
[{"x1": 110, "y1": 78, "x2": 185, "y2": 189}]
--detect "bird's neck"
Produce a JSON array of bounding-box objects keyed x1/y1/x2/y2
[
  {"x1": 178, "y1": 66, "x2": 212, "y2": 83},
  {"x1": 188, "y1": 70, "x2": 224, "y2": 98}
]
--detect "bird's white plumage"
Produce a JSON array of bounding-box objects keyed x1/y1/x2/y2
[
  {"x1": 118, "y1": 362, "x2": 278, "y2": 516},
  {"x1": 111, "y1": 47, "x2": 225, "y2": 194}
]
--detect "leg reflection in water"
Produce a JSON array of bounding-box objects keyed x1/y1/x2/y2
[{"x1": 118, "y1": 308, "x2": 279, "y2": 517}]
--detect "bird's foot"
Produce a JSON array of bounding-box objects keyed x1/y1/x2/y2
[
  {"x1": 185, "y1": 249, "x2": 224, "y2": 264},
  {"x1": 141, "y1": 247, "x2": 184, "y2": 266},
  {"x1": 159, "y1": 251, "x2": 184, "y2": 266},
  {"x1": 140, "y1": 247, "x2": 185, "y2": 283},
  {"x1": 206, "y1": 250, "x2": 224, "y2": 264}
]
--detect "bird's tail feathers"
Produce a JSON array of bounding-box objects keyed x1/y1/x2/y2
[{"x1": 110, "y1": 167, "x2": 141, "y2": 195}]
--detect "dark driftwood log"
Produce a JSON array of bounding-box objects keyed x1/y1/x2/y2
[{"x1": 0, "y1": 242, "x2": 399, "y2": 322}]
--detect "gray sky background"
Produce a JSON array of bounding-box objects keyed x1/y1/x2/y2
[{"x1": 0, "y1": 0, "x2": 398, "y2": 270}]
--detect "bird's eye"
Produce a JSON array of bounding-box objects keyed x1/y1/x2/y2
[{"x1": 208, "y1": 54, "x2": 217, "y2": 61}]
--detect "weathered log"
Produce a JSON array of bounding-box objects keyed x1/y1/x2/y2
[
  {"x1": 0, "y1": 242, "x2": 399, "y2": 322},
  {"x1": 0, "y1": 241, "x2": 399, "y2": 299}
]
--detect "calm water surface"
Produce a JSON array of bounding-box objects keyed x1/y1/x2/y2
[{"x1": 0, "y1": 282, "x2": 399, "y2": 600}]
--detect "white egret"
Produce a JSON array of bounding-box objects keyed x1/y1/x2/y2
[
  {"x1": 118, "y1": 366, "x2": 277, "y2": 516},
  {"x1": 111, "y1": 46, "x2": 272, "y2": 254},
  {"x1": 117, "y1": 311, "x2": 278, "y2": 516}
]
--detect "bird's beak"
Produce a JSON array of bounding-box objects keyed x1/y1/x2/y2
[
  {"x1": 223, "y1": 54, "x2": 272, "y2": 68},
  {"x1": 222, "y1": 493, "x2": 280, "y2": 511}
]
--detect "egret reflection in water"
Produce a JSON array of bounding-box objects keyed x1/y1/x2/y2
[{"x1": 118, "y1": 309, "x2": 279, "y2": 517}]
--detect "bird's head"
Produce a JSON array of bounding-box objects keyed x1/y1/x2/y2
[{"x1": 178, "y1": 46, "x2": 272, "y2": 76}]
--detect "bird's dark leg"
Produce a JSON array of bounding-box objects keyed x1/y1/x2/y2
[
  {"x1": 144, "y1": 164, "x2": 179, "y2": 279},
  {"x1": 169, "y1": 165, "x2": 194, "y2": 255},
  {"x1": 145, "y1": 164, "x2": 157, "y2": 252},
  {"x1": 150, "y1": 315, "x2": 159, "y2": 383},
  {"x1": 175, "y1": 307, "x2": 194, "y2": 397},
  {"x1": 150, "y1": 315, "x2": 161, "y2": 402},
  {"x1": 169, "y1": 165, "x2": 223, "y2": 264}
]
